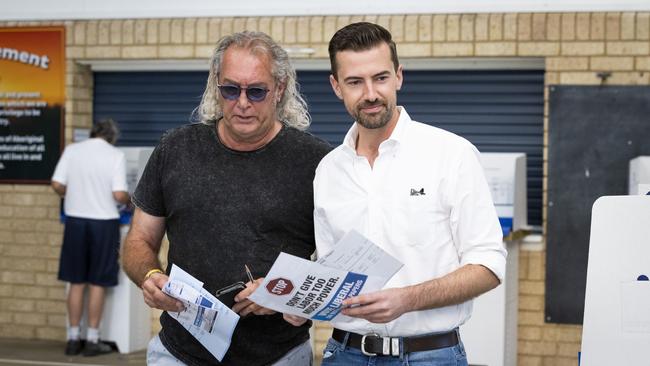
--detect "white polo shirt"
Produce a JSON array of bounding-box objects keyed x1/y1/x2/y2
[
  {"x1": 51, "y1": 138, "x2": 128, "y2": 220},
  {"x1": 313, "y1": 107, "x2": 506, "y2": 337}
]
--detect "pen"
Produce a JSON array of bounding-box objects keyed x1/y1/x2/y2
[{"x1": 244, "y1": 264, "x2": 254, "y2": 283}]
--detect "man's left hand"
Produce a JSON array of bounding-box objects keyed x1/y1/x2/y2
[
  {"x1": 340, "y1": 287, "x2": 412, "y2": 323},
  {"x1": 232, "y1": 278, "x2": 276, "y2": 316},
  {"x1": 283, "y1": 313, "x2": 309, "y2": 327}
]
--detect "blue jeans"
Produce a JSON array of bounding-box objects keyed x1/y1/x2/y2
[
  {"x1": 320, "y1": 335, "x2": 468, "y2": 366},
  {"x1": 147, "y1": 334, "x2": 313, "y2": 365}
]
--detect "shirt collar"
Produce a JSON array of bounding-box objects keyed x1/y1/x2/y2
[
  {"x1": 88, "y1": 137, "x2": 110, "y2": 145},
  {"x1": 342, "y1": 106, "x2": 411, "y2": 155}
]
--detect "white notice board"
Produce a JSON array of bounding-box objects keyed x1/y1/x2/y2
[{"x1": 581, "y1": 195, "x2": 650, "y2": 366}]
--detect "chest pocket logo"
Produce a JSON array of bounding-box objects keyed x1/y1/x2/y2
[{"x1": 393, "y1": 185, "x2": 450, "y2": 247}]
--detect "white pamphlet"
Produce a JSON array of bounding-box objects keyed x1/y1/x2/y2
[
  {"x1": 162, "y1": 264, "x2": 239, "y2": 361},
  {"x1": 248, "y1": 230, "x2": 402, "y2": 321},
  {"x1": 317, "y1": 230, "x2": 403, "y2": 279}
]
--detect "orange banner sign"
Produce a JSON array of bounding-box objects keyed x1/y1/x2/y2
[{"x1": 0, "y1": 27, "x2": 65, "y2": 183}]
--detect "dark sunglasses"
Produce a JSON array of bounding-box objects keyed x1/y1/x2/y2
[{"x1": 217, "y1": 83, "x2": 270, "y2": 102}]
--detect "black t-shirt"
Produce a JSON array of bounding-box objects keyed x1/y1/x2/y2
[{"x1": 133, "y1": 122, "x2": 331, "y2": 365}]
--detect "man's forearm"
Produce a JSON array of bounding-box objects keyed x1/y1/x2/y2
[
  {"x1": 406, "y1": 264, "x2": 500, "y2": 311},
  {"x1": 51, "y1": 181, "x2": 66, "y2": 198},
  {"x1": 122, "y1": 208, "x2": 166, "y2": 287},
  {"x1": 122, "y1": 238, "x2": 162, "y2": 287},
  {"x1": 113, "y1": 191, "x2": 130, "y2": 205}
]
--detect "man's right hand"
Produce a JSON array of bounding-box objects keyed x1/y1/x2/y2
[{"x1": 141, "y1": 272, "x2": 185, "y2": 312}]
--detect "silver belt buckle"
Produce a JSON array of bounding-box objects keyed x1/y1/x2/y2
[
  {"x1": 361, "y1": 333, "x2": 379, "y2": 356},
  {"x1": 391, "y1": 337, "x2": 400, "y2": 356}
]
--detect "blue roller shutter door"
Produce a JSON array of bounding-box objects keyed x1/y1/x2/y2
[
  {"x1": 93, "y1": 72, "x2": 206, "y2": 146},
  {"x1": 299, "y1": 70, "x2": 543, "y2": 226},
  {"x1": 94, "y1": 69, "x2": 543, "y2": 226}
]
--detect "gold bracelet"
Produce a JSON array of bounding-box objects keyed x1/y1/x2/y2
[{"x1": 143, "y1": 268, "x2": 164, "y2": 283}]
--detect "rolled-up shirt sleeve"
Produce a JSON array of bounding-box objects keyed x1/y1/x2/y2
[{"x1": 448, "y1": 143, "x2": 507, "y2": 282}]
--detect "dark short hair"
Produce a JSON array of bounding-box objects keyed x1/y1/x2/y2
[
  {"x1": 328, "y1": 22, "x2": 399, "y2": 79},
  {"x1": 90, "y1": 118, "x2": 119, "y2": 144}
]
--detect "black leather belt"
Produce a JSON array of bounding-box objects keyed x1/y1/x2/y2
[{"x1": 332, "y1": 328, "x2": 459, "y2": 357}]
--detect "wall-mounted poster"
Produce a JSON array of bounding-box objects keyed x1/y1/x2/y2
[{"x1": 0, "y1": 27, "x2": 65, "y2": 183}]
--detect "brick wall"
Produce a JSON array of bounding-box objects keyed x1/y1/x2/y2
[{"x1": 1, "y1": 12, "x2": 649, "y2": 365}]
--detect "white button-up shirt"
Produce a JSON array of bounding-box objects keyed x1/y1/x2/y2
[{"x1": 313, "y1": 107, "x2": 506, "y2": 336}]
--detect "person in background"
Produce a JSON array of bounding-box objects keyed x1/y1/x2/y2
[
  {"x1": 285, "y1": 22, "x2": 507, "y2": 366},
  {"x1": 122, "y1": 31, "x2": 330, "y2": 365},
  {"x1": 51, "y1": 118, "x2": 129, "y2": 357}
]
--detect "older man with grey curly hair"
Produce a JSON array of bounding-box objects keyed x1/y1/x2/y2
[{"x1": 123, "y1": 31, "x2": 331, "y2": 366}]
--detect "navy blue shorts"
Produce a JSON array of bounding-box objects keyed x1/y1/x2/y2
[{"x1": 58, "y1": 216, "x2": 120, "y2": 287}]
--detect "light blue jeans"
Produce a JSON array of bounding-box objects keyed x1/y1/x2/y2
[
  {"x1": 147, "y1": 334, "x2": 312, "y2": 365},
  {"x1": 320, "y1": 334, "x2": 468, "y2": 366}
]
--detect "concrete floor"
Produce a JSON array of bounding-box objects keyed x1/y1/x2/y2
[{"x1": 0, "y1": 339, "x2": 145, "y2": 366}]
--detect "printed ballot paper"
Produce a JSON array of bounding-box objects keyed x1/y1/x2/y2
[
  {"x1": 162, "y1": 264, "x2": 239, "y2": 361},
  {"x1": 249, "y1": 230, "x2": 402, "y2": 321}
]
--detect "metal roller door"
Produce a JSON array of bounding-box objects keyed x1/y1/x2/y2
[
  {"x1": 94, "y1": 69, "x2": 543, "y2": 226},
  {"x1": 299, "y1": 69, "x2": 543, "y2": 226}
]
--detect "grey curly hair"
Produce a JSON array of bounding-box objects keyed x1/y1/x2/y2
[{"x1": 195, "y1": 31, "x2": 310, "y2": 130}]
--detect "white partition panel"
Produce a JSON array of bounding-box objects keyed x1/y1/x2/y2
[{"x1": 581, "y1": 195, "x2": 650, "y2": 366}]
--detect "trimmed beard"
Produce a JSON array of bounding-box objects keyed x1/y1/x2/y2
[{"x1": 353, "y1": 100, "x2": 395, "y2": 130}]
